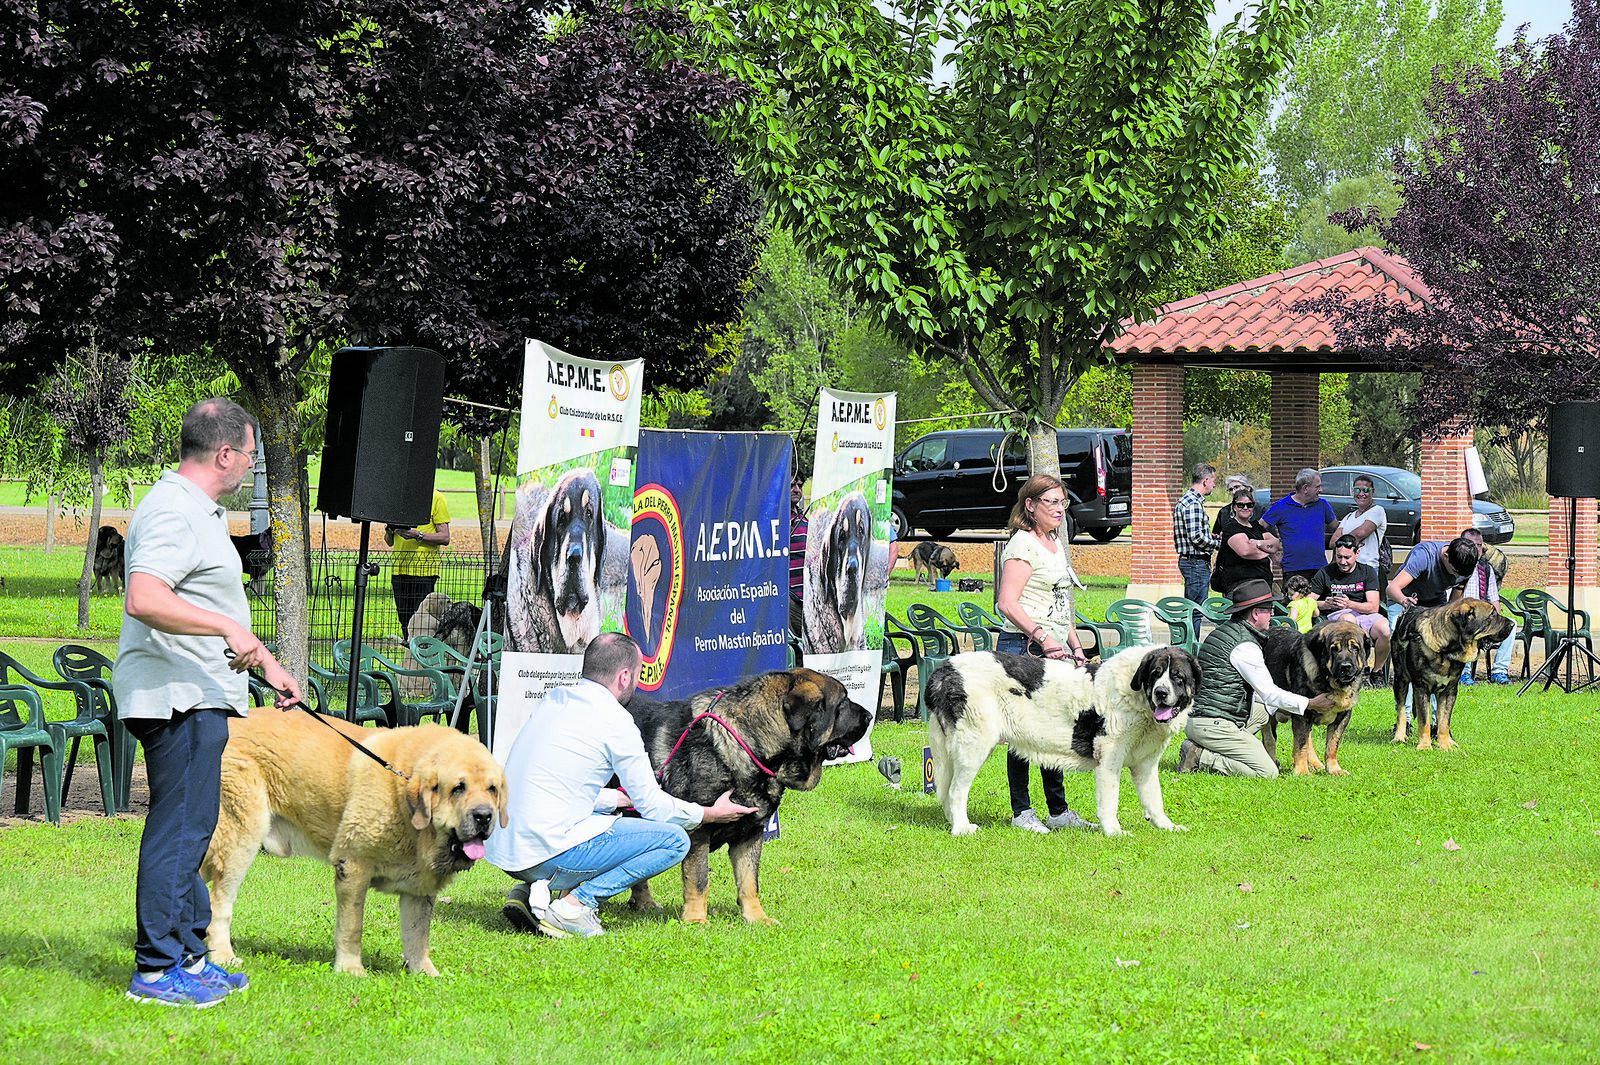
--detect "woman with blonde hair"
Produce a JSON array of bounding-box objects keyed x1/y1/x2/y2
[{"x1": 992, "y1": 474, "x2": 1096, "y2": 833}]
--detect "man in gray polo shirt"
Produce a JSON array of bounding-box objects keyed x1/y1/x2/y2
[{"x1": 117, "y1": 397, "x2": 301, "y2": 1008}]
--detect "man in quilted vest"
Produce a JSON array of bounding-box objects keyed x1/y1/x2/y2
[{"x1": 1176, "y1": 579, "x2": 1334, "y2": 777}]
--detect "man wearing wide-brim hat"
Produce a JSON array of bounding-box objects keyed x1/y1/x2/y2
[{"x1": 1177, "y1": 579, "x2": 1335, "y2": 777}]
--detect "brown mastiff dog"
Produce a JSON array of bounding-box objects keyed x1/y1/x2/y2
[
  {"x1": 202, "y1": 712, "x2": 507, "y2": 975},
  {"x1": 626, "y1": 668, "x2": 871, "y2": 924},
  {"x1": 1261, "y1": 620, "x2": 1372, "y2": 775},
  {"x1": 1390, "y1": 599, "x2": 1513, "y2": 750}
]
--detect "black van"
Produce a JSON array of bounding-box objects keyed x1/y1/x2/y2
[{"x1": 891, "y1": 427, "x2": 1133, "y2": 541}]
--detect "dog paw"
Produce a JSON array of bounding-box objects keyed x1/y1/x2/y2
[
  {"x1": 1163, "y1": 823, "x2": 1188, "y2": 833},
  {"x1": 334, "y1": 960, "x2": 368, "y2": 976},
  {"x1": 627, "y1": 896, "x2": 663, "y2": 912},
  {"x1": 1101, "y1": 826, "x2": 1129, "y2": 838},
  {"x1": 744, "y1": 914, "x2": 781, "y2": 926},
  {"x1": 1326, "y1": 764, "x2": 1348, "y2": 776},
  {"x1": 950, "y1": 823, "x2": 979, "y2": 837}
]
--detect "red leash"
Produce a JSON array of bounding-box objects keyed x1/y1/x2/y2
[{"x1": 657, "y1": 693, "x2": 777, "y2": 779}]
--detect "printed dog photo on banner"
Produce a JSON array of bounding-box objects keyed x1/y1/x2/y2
[
  {"x1": 802, "y1": 479, "x2": 892, "y2": 654},
  {"x1": 505, "y1": 450, "x2": 633, "y2": 654}
]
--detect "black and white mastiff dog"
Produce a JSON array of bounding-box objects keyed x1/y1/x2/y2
[{"x1": 926, "y1": 645, "x2": 1200, "y2": 837}]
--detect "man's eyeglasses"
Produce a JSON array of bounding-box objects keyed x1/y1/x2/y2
[{"x1": 221, "y1": 445, "x2": 257, "y2": 462}]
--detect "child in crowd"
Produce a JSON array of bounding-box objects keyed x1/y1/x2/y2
[{"x1": 1285, "y1": 574, "x2": 1316, "y2": 633}]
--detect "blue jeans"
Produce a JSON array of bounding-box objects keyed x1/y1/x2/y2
[
  {"x1": 126, "y1": 708, "x2": 231, "y2": 972},
  {"x1": 1177, "y1": 557, "x2": 1210, "y2": 633},
  {"x1": 1493, "y1": 622, "x2": 1519, "y2": 674},
  {"x1": 507, "y1": 818, "x2": 690, "y2": 909}
]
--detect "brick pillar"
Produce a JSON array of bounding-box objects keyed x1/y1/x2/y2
[
  {"x1": 1128, "y1": 365, "x2": 1185, "y2": 602},
  {"x1": 1269, "y1": 373, "x2": 1320, "y2": 498},
  {"x1": 1547, "y1": 495, "x2": 1599, "y2": 621},
  {"x1": 1418, "y1": 417, "x2": 1474, "y2": 542}
]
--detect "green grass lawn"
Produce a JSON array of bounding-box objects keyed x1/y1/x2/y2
[
  {"x1": 2, "y1": 547, "x2": 1599, "y2": 1061},
  {"x1": 1, "y1": 682, "x2": 1597, "y2": 1063}
]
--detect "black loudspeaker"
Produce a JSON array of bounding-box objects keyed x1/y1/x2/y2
[
  {"x1": 1547, "y1": 402, "x2": 1600, "y2": 499},
  {"x1": 317, "y1": 347, "x2": 446, "y2": 524}
]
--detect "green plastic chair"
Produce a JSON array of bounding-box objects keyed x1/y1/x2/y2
[
  {"x1": 878, "y1": 638, "x2": 908, "y2": 723},
  {"x1": 908, "y1": 602, "x2": 993, "y2": 652},
  {"x1": 886, "y1": 613, "x2": 957, "y2": 720},
  {"x1": 0, "y1": 685, "x2": 63, "y2": 824},
  {"x1": 334, "y1": 640, "x2": 454, "y2": 728},
  {"x1": 1, "y1": 649, "x2": 112, "y2": 818},
  {"x1": 48, "y1": 645, "x2": 122, "y2": 815},
  {"x1": 1100, "y1": 599, "x2": 1157, "y2": 657},
  {"x1": 1153, "y1": 596, "x2": 1203, "y2": 655},
  {"x1": 1516, "y1": 589, "x2": 1594, "y2": 680},
  {"x1": 1495, "y1": 593, "x2": 1537, "y2": 680},
  {"x1": 955, "y1": 602, "x2": 1007, "y2": 647},
  {"x1": 306, "y1": 660, "x2": 389, "y2": 726},
  {"x1": 409, "y1": 634, "x2": 501, "y2": 742}
]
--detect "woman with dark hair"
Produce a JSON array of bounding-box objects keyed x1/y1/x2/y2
[
  {"x1": 991, "y1": 474, "x2": 1096, "y2": 833},
  {"x1": 1211, "y1": 489, "x2": 1280, "y2": 596}
]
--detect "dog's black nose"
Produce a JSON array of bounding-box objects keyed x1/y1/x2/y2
[{"x1": 470, "y1": 806, "x2": 494, "y2": 835}]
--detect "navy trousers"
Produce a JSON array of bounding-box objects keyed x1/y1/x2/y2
[
  {"x1": 996, "y1": 631, "x2": 1068, "y2": 816},
  {"x1": 126, "y1": 708, "x2": 231, "y2": 972}
]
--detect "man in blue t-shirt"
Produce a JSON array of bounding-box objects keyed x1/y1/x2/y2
[
  {"x1": 1310, "y1": 534, "x2": 1391, "y2": 675},
  {"x1": 1261, "y1": 468, "x2": 1338, "y2": 585}
]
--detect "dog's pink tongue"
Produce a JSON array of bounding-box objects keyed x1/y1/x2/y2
[{"x1": 463, "y1": 841, "x2": 486, "y2": 861}]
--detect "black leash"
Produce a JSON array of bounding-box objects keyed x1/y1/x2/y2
[{"x1": 227, "y1": 650, "x2": 410, "y2": 782}]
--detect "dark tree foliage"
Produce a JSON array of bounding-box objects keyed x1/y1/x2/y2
[
  {"x1": 1298, "y1": 0, "x2": 1600, "y2": 437},
  {"x1": 1, "y1": 0, "x2": 757, "y2": 669},
  {"x1": 331, "y1": 7, "x2": 759, "y2": 430}
]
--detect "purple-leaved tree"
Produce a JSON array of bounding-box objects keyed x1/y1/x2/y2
[{"x1": 1301, "y1": 0, "x2": 1600, "y2": 437}]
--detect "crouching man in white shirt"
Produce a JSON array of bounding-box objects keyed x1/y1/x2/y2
[
  {"x1": 1175, "y1": 579, "x2": 1335, "y2": 778},
  {"x1": 486, "y1": 632, "x2": 756, "y2": 938}
]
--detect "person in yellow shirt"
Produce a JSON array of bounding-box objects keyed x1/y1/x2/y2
[{"x1": 385, "y1": 488, "x2": 451, "y2": 632}]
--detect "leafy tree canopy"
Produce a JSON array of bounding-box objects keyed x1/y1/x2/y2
[
  {"x1": 1261, "y1": 0, "x2": 1503, "y2": 208},
  {"x1": 643, "y1": 0, "x2": 1311, "y2": 469},
  {"x1": 1303, "y1": 0, "x2": 1600, "y2": 438}
]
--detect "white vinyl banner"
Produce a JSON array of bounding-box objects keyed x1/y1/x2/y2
[
  {"x1": 803, "y1": 387, "x2": 896, "y2": 762},
  {"x1": 493, "y1": 339, "x2": 642, "y2": 759}
]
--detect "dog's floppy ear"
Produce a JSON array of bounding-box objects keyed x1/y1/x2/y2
[
  {"x1": 1129, "y1": 650, "x2": 1157, "y2": 693},
  {"x1": 494, "y1": 766, "x2": 510, "y2": 828},
  {"x1": 407, "y1": 760, "x2": 439, "y2": 830},
  {"x1": 784, "y1": 671, "x2": 835, "y2": 750}
]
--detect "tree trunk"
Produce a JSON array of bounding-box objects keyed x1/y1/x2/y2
[
  {"x1": 76, "y1": 446, "x2": 104, "y2": 628},
  {"x1": 474, "y1": 436, "x2": 499, "y2": 567},
  {"x1": 239, "y1": 361, "x2": 310, "y2": 690},
  {"x1": 1025, "y1": 422, "x2": 1062, "y2": 480}
]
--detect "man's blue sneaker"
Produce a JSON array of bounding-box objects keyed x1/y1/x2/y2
[
  {"x1": 125, "y1": 967, "x2": 229, "y2": 1008},
  {"x1": 1459, "y1": 670, "x2": 1476, "y2": 685},
  {"x1": 1489, "y1": 671, "x2": 1511, "y2": 684},
  {"x1": 188, "y1": 959, "x2": 248, "y2": 993}
]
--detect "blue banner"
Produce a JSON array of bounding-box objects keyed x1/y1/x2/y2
[{"x1": 627, "y1": 430, "x2": 791, "y2": 700}]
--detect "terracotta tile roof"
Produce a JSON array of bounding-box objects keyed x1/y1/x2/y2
[{"x1": 1107, "y1": 247, "x2": 1433, "y2": 363}]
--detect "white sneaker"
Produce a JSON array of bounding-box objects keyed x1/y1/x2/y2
[
  {"x1": 1011, "y1": 808, "x2": 1049, "y2": 833},
  {"x1": 543, "y1": 894, "x2": 606, "y2": 938},
  {"x1": 1046, "y1": 807, "x2": 1099, "y2": 831}
]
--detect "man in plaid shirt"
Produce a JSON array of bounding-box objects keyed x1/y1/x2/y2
[{"x1": 1173, "y1": 464, "x2": 1221, "y2": 623}]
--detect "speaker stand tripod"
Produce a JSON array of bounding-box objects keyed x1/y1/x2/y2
[
  {"x1": 1518, "y1": 496, "x2": 1600, "y2": 694},
  {"x1": 344, "y1": 521, "x2": 382, "y2": 717}
]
